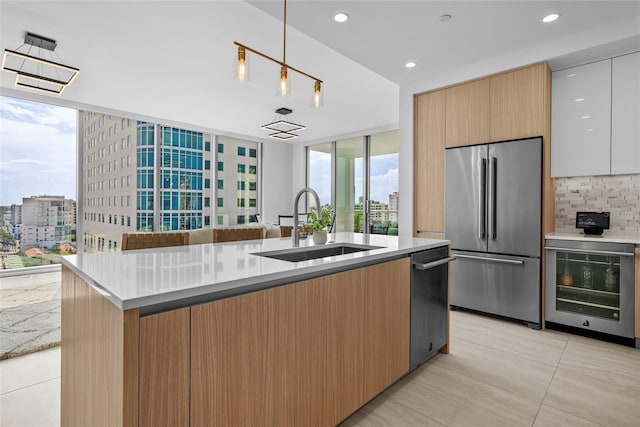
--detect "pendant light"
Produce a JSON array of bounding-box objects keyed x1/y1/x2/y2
[{"x1": 233, "y1": 0, "x2": 322, "y2": 106}]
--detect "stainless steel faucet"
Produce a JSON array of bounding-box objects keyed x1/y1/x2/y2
[{"x1": 292, "y1": 187, "x2": 321, "y2": 247}]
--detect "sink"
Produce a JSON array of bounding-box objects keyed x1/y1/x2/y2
[{"x1": 253, "y1": 243, "x2": 383, "y2": 262}]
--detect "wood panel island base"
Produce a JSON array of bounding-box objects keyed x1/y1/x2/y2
[{"x1": 60, "y1": 234, "x2": 450, "y2": 427}]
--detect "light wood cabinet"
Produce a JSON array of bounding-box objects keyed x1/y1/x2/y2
[
  {"x1": 139, "y1": 308, "x2": 190, "y2": 427},
  {"x1": 490, "y1": 63, "x2": 547, "y2": 142},
  {"x1": 445, "y1": 79, "x2": 490, "y2": 147},
  {"x1": 62, "y1": 258, "x2": 419, "y2": 427},
  {"x1": 414, "y1": 62, "x2": 553, "y2": 237},
  {"x1": 612, "y1": 52, "x2": 640, "y2": 175},
  {"x1": 363, "y1": 259, "x2": 410, "y2": 401},
  {"x1": 191, "y1": 282, "x2": 297, "y2": 426},
  {"x1": 414, "y1": 89, "x2": 446, "y2": 237},
  {"x1": 190, "y1": 258, "x2": 409, "y2": 426}
]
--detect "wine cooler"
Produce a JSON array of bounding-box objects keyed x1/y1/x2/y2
[{"x1": 545, "y1": 239, "x2": 635, "y2": 338}]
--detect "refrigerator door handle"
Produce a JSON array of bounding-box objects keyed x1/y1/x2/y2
[
  {"x1": 479, "y1": 158, "x2": 487, "y2": 240},
  {"x1": 454, "y1": 253, "x2": 524, "y2": 265},
  {"x1": 489, "y1": 156, "x2": 497, "y2": 240}
]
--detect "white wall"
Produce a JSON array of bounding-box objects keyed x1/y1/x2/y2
[{"x1": 261, "y1": 141, "x2": 295, "y2": 224}]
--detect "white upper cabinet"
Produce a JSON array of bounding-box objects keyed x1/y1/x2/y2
[
  {"x1": 552, "y1": 60, "x2": 611, "y2": 177},
  {"x1": 611, "y1": 52, "x2": 640, "y2": 175}
]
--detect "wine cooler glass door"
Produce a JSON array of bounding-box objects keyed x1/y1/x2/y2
[{"x1": 545, "y1": 240, "x2": 635, "y2": 338}]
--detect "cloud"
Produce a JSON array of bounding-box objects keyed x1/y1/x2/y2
[{"x1": 0, "y1": 96, "x2": 77, "y2": 205}]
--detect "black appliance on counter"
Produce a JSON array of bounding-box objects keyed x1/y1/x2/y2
[{"x1": 576, "y1": 211, "x2": 610, "y2": 235}]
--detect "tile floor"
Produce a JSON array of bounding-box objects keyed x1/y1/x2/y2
[{"x1": 1, "y1": 311, "x2": 638, "y2": 427}]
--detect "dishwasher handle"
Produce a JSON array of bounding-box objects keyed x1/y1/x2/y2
[{"x1": 413, "y1": 256, "x2": 457, "y2": 271}]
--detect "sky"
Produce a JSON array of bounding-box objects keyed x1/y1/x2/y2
[
  {"x1": 0, "y1": 96, "x2": 77, "y2": 206},
  {"x1": 308, "y1": 149, "x2": 398, "y2": 207}
]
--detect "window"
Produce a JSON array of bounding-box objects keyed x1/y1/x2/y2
[
  {"x1": 204, "y1": 216, "x2": 210, "y2": 226},
  {"x1": 249, "y1": 198, "x2": 256, "y2": 207},
  {"x1": 249, "y1": 182, "x2": 257, "y2": 191},
  {"x1": 204, "y1": 197, "x2": 210, "y2": 207},
  {"x1": 205, "y1": 141, "x2": 211, "y2": 151},
  {"x1": 248, "y1": 165, "x2": 256, "y2": 174},
  {"x1": 249, "y1": 148, "x2": 257, "y2": 158},
  {"x1": 237, "y1": 181, "x2": 245, "y2": 191},
  {"x1": 217, "y1": 198, "x2": 224, "y2": 207},
  {"x1": 217, "y1": 143, "x2": 224, "y2": 153},
  {"x1": 306, "y1": 131, "x2": 399, "y2": 235},
  {"x1": 217, "y1": 216, "x2": 224, "y2": 225},
  {"x1": 237, "y1": 146, "x2": 246, "y2": 156},
  {"x1": 237, "y1": 164, "x2": 245, "y2": 173},
  {"x1": 237, "y1": 198, "x2": 245, "y2": 208},
  {"x1": 205, "y1": 160, "x2": 211, "y2": 170},
  {"x1": 237, "y1": 215, "x2": 245, "y2": 225},
  {"x1": 204, "y1": 179, "x2": 211, "y2": 189},
  {"x1": 217, "y1": 161, "x2": 224, "y2": 171},
  {"x1": 217, "y1": 179, "x2": 223, "y2": 189}
]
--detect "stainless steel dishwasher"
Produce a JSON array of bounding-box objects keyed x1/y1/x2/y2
[{"x1": 410, "y1": 246, "x2": 456, "y2": 370}]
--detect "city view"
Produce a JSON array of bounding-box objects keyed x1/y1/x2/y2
[
  {"x1": 1, "y1": 95, "x2": 399, "y2": 269},
  {"x1": 0, "y1": 96, "x2": 77, "y2": 269}
]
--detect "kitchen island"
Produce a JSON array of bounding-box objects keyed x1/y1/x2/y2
[{"x1": 61, "y1": 232, "x2": 450, "y2": 427}]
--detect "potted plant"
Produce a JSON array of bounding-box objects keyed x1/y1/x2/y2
[{"x1": 307, "y1": 206, "x2": 333, "y2": 244}]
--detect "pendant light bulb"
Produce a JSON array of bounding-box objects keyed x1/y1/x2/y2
[
  {"x1": 234, "y1": 46, "x2": 249, "y2": 82},
  {"x1": 277, "y1": 65, "x2": 291, "y2": 96},
  {"x1": 312, "y1": 80, "x2": 323, "y2": 109}
]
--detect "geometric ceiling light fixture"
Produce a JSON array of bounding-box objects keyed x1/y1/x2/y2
[
  {"x1": 2, "y1": 32, "x2": 79, "y2": 95},
  {"x1": 261, "y1": 107, "x2": 306, "y2": 140},
  {"x1": 233, "y1": 0, "x2": 323, "y2": 108}
]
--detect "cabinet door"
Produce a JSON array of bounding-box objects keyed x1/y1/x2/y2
[
  {"x1": 612, "y1": 52, "x2": 640, "y2": 175},
  {"x1": 490, "y1": 63, "x2": 546, "y2": 142},
  {"x1": 191, "y1": 286, "x2": 297, "y2": 427},
  {"x1": 363, "y1": 258, "x2": 410, "y2": 401},
  {"x1": 295, "y1": 270, "x2": 365, "y2": 425},
  {"x1": 191, "y1": 268, "x2": 366, "y2": 427},
  {"x1": 551, "y1": 60, "x2": 612, "y2": 177},
  {"x1": 139, "y1": 308, "x2": 190, "y2": 427},
  {"x1": 414, "y1": 90, "x2": 446, "y2": 237},
  {"x1": 445, "y1": 78, "x2": 491, "y2": 147}
]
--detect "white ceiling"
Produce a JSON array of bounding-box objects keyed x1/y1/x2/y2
[{"x1": 1, "y1": 1, "x2": 639, "y2": 145}]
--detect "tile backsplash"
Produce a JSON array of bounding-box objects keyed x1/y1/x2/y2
[{"x1": 555, "y1": 174, "x2": 640, "y2": 233}]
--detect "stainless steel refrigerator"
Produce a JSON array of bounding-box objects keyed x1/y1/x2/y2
[{"x1": 445, "y1": 137, "x2": 542, "y2": 326}]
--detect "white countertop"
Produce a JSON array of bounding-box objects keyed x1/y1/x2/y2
[
  {"x1": 62, "y1": 232, "x2": 449, "y2": 311},
  {"x1": 546, "y1": 231, "x2": 640, "y2": 245}
]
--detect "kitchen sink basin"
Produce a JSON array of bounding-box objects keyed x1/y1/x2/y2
[{"x1": 253, "y1": 243, "x2": 383, "y2": 262}]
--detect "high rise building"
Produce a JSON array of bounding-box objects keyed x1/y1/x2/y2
[
  {"x1": 79, "y1": 112, "x2": 259, "y2": 252},
  {"x1": 388, "y1": 191, "x2": 399, "y2": 223},
  {"x1": 18, "y1": 195, "x2": 76, "y2": 250},
  {"x1": 214, "y1": 136, "x2": 259, "y2": 226}
]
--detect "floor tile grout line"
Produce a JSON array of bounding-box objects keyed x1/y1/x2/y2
[
  {"x1": 448, "y1": 336, "x2": 565, "y2": 370},
  {"x1": 0, "y1": 375, "x2": 61, "y2": 396},
  {"x1": 386, "y1": 396, "x2": 448, "y2": 426},
  {"x1": 530, "y1": 336, "x2": 569, "y2": 426}
]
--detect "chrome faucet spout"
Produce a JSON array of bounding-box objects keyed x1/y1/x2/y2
[{"x1": 293, "y1": 187, "x2": 321, "y2": 247}]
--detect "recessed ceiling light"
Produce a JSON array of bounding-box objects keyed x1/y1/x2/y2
[
  {"x1": 582, "y1": 115, "x2": 591, "y2": 119},
  {"x1": 440, "y1": 14, "x2": 452, "y2": 22},
  {"x1": 334, "y1": 12, "x2": 349, "y2": 23},
  {"x1": 566, "y1": 73, "x2": 577, "y2": 78},
  {"x1": 586, "y1": 129, "x2": 594, "y2": 132},
  {"x1": 542, "y1": 13, "x2": 560, "y2": 23},
  {"x1": 574, "y1": 98, "x2": 585, "y2": 102},
  {"x1": 405, "y1": 62, "x2": 417, "y2": 68}
]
